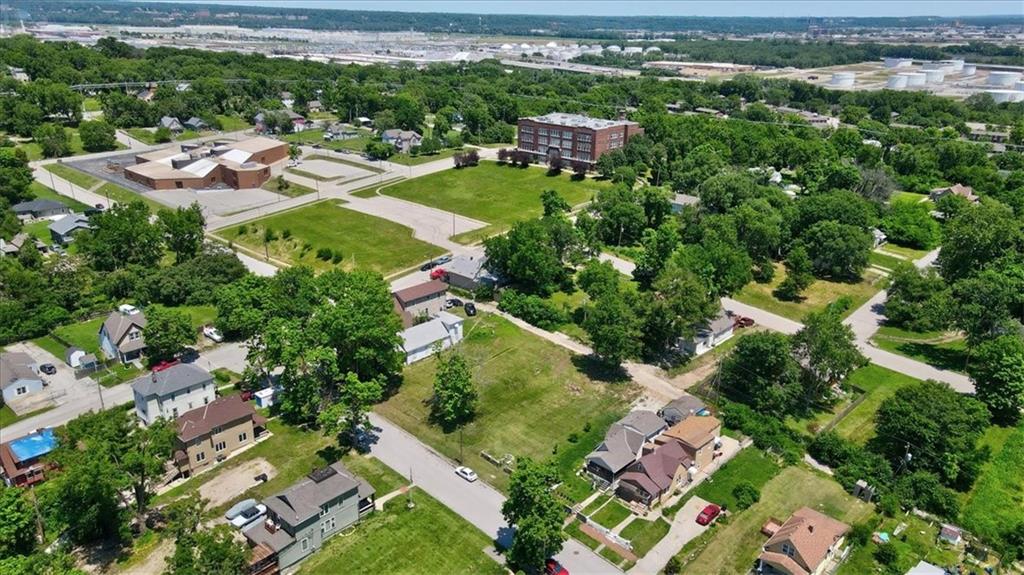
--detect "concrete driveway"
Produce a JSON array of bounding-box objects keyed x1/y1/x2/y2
[
  {"x1": 3, "y1": 341, "x2": 85, "y2": 412},
  {"x1": 629, "y1": 496, "x2": 712, "y2": 575}
]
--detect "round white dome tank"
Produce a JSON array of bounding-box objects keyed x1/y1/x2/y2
[
  {"x1": 941, "y1": 60, "x2": 965, "y2": 72},
  {"x1": 988, "y1": 71, "x2": 1022, "y2": 86},
  {"x1": 904, "y1": 73, "x2": 927, "y2": 87},
  {"x1": 884, "y1": 58, "x2": 913, "y2": 68},
  {"x1": 986, "y1": 89, "x2": 1024, "y2": 104},
  {"x1": 830, "y1": 72, "x2": 855, "y2": 87},
  {"x1": 887, "y1": 75, "x2": 909, "y2": 89},
  {"x1": 962, "y1": 64, "x2": 977, "y2": 76},
  {"x1": 925, "y1": 70, "x2": 945, "y2": 83}
]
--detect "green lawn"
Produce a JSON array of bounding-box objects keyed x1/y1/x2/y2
[
  {"x1": 215, "y1": 115, "x2": 252, "y2": 132},
  {"x1": 685, "y1": 448, "x2": 780, "y2": 513},
  {"x1": 565, "y1": 519, "x2": 602, "y2": 550},
  {"x1": 43, "y1": 163, "x2": 99, "y2": 189},
  {"x1": 868, "y1": 250, "x2": 905, "y2": 271},
  {"x1": 870, "y1": 329, "x2": 968, "y2": 374},
  {"x1": 23, "y1": 220, "x2": 53, "y2": 246},
  {"x1": 302, "y1": 488, "x2": 505, "y2": 575},
  {"x1": 389, "y1": 147, "x2": 464, "y2": 166},
  {"x1": 28, "y1": 181, "x2": 92, "y2": 212},
  {"x1": 734, "y1": 263, "x2": 888, "y2": 322},
  {"x1": 620, "y1": 517, "x2": 671, "y2": 558},
  {"x1": 677, "y1": 466, "x2": 874, "y2": 575},
  {"x1": 376, "y1": 312, "x2": 638, "y2": 493},
  {"x1": 590, "y1": 499, "x2": 633, "y2": 530},
  {"x1": 878, "y1": 243, "x2": 931, "y2": 261},
  {"x1": 380, "y1": 162, "x2": 610, "y2": 244},
  {"x1": 307, "y1": 154, "x2": 385, "y2": 173},
  {"x1": 83, "y1": 97, "x2": 102, "y2": 112},
  {"x1": 125, "y1": 128, "x2": 159, "y2": 145},
  {"x1": 960, "y1": 422, "x2": 1024, "y2": 558},
  {"x1": 0, "y1": 404, "x2": 55, "y2": 427},
  {"x1": 342, "y1": 455, "x2": 409, "y2": 496},
  {"x1": 220, "y1": 200, "x2": 445, "y2": 276},
  {"x1": 178, "y1": 305, "x2": 217, "y2": 330},
  {"x1": 52, "y1": 316, "x2": 105, "y2": 355},
  {"x1": 94, "y1": 362, "x2": 144, "y2": 388},
  {"x1": 839, "y1": 515, "x2": 960, "y2": 575},
  {"x1": 831, "y1": 364, "x2": 923, "y2": 444},
  {"x1": 18, "y1": 128, "x2": 107, "y2": 161},
  {"x1": 262, "y1": 177, "x2": 316, "y2": 198},
  {"x1": 95, "y1": 182, "x2": 164, "y2": 213},
  {"x1": 891, "y1": 191, "x2": 930, "y2": 205},
  {"x1": 282, "y1": 128, "x2": 375, "y2": 153}
]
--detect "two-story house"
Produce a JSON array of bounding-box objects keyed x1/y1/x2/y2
[
  {"x1": 392, "y1": 279, "x2": 448, "y2": 327},
  {"x1": 173, "y1": 394, "x2": 267, "y2": 477},
  {"x1": 243, "y1": 462, "x2": 375, "y2": 571},
  {"x1": 585, "y1": 410, "x2": 668, "y2": 485},
  {"x1": 131, "y1": 363, "x2": 216, "y2": 426},
  {"x1": 658, "y1": 414, "x2": 722, "y2": 471},
  {"x1": 99, "y1": 305, "x2": 148, "y2": 364},
  {"x1": 758, "y1": 507, "x2": 850, "y2": 575}
]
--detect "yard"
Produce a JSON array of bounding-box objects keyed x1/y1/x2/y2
[
  {"x1": 733, "y1": 263, "x2": 887, "y2": 322},
  {"x1": 18, "y1": 128, "x2": 123, "y2": 161},
  {"x1": 126, "y1": 128, "x2": 205, "y2": 145},
  {"x1": 262, "y1": 177, "x2": 316, "y2": 198},
  {"x1": 95, "y1": 182, "x2": 165, "y2": 213},
  {"x1": 43, "y1": 162, "x2": 99, "y2": 190},
  {"x1": 870, "y1": 326, "x2": 968, "y2": 374},
  {"x1": 620, "y1": 516, "x2": 672, "y2": 558},
  {"x1": 677, "y1": 466, "x2": 874, "y2": 575},
  {"x1": 668, "y1": 448, "x2": 781, "y2": 517},
  {"x1": 375, "y1": 312, "x2": 638, "y2": 493},
  {"x1": 301, "y1": 488, "x2": 505, "y2": 575},
  {"x1": 28, "y1": 181, "x2": 92, "y2": 212},
  {"x1": 215, "y1": 114, "x2": 252, "y2": 132},
  {"x1": 281, "y1": 128, "x2": 374, "y2": 153},
  {"x1": 960, "y1": 422, "x2": 1024, "y2": 559},
  {"x1": 839, "y1": 515, "x2": 960, "y2": 575},
  {"x1": 219, "y1": 200, "x2": 445, "y2": 276},
  {"x1": 379, "y1": 162, "x2": 610, "y2": 244},
  {"x1": 0, "y1": 404, "x2": 54, "y2": 428},
  {"x1": 389, "y1": 147, "x2": 465, "y2": 166}
]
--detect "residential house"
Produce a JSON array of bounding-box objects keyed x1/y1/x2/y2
[
  {"x1": 694, "y1": 107, "x2": 728, "y2": 118},
  {"x1": 254, "y1": 110, "x2": 306, "y2": 134},
  {"x1": 585, "y1": 410, "x2": 667, "y2": 484},
  {"x1": 906, "y1": 561, "x2": 945, "y2": 575},
  {"x1": 758, "y1": 507, "x2": 850, "y2": 575},
  {"x1": 658, "y1": 394, "x2": 707, "y2": 426},
  {"x1": 7, "y1": 66, "x2": 30, "y2": 82},
  {"x1": 355, "y1": 116, "x2": 374, "y2": 128},
  {"x1": 173, "y1": 394, "x2": 267, "y2": 476},
  {"x1": 670, "y1": 193, "x2": 699, "y2": 214},
  {"x1": 1, "y1": 352, "x2": 43, "y2": 405},
  {"x1": 381, "y1": 129, "x2": 423, "y2": 153},
  {"x1": 616, "y1": 439, "x2": 691, "y2": 508},
  {"x1": 99, "y1": 305, "x2": 148, "y2": 363},
  {"x1": 136, "y1": 87, "x2": 156, "y2": 102},
  {"x1": 49, "y1": 213, "x2": 92, "y2": 245},
  {"x1": 929, "y1": 183, "x2": 979, "y2": 204},
  {"x1": 131, "y1": 363, "x2": 216, "y2": 426},
  {"x1": 280, "y1": 91, "x2": 295, "y2": 109},
  {"x1": 243, "y1": 462, "x2": 375, "y2": 571},
  {"x1": 676, "y1": 309, "x2": 734, "y2": 356},
  {"x1": 0, "y1": 428, "x2": 57, "y2": 487},
  {"x1": 392, "y1": 280, "x2": 448, "y2": 327},
  {"x1": 658, "y1": 414, "x2": 722, "y2": 471},
  {"x1": 306, "y1": 100, "x2": 323, "y2": 113},
  {"x1": 0, "y1": 233, "x2": 47, "y2": 257},
  {"x1": 184, "y1": 117, "x2": 208, "y2": 131},
  {"x1": 160, "y1": 116, "x2": 184, "y2": 133},
  {"x1": 939, "y1": 524, "x2": 962, "y2": 546},
  {"x1": 399, "y1": 311, "x2": 464, "y2": 364},
  {"x1": 12, "y1": 198, "x2": 69, "y2": 220},
  {"x1": 445, "y1": 254, "x2": 499, "y2": 292}
]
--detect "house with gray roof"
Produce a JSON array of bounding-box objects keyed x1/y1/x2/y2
[
  {"x1": 445, "y1": 254, "x2": 499, "y2": 292},
  {"x1": 243, "y1": 461, "x2": 374, "y2": 571},
  {"x1": 399, "y1": 311, "x2": 464, "y2": 364},
  {"x1": 1, "y1": 352, "x2": 43, "y2": 406},
  {"x1": 585, "y1": 410, "x2": 667, "y2": 484},
  {"x1": 381, "y1": 129, "x2": 422, "y2": 153},
  {"x1": 12, "y1": 199, "x2": 69, "y2": 220},
  {"x1": 99, "y1": 306, "x2": 147, "y2": 364},
  {"x1": 183, "y1": 117, "x2": 208, "y2": 131},
  {"x1": 48, "y1": 214, "x2": 92, "y2": 245},
  {"x1": 159, "y1": 116, "x2": 184, "y2": 133},
  {"x1": 131, "y1": 363, "x2": 215, "y2": 425},
  {"x1": 676, "y1": 308, "x2": 734, "y2": 357},
  {"x1": 658, "y1": 394, "x2": 707, "y2": 426}
]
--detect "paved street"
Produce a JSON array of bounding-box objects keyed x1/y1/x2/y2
[{"x1": 368, "y1": 414, "x2": 622, "y2": 574}]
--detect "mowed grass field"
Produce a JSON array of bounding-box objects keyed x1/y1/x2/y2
[
  {"x1": 220, "y1": 200, "x2": 444, "y2": 276},
  {"x1": 43, "y1": 162, "x2": 99, "y2": 189},
  {"x1": 678, "y1": 466, "x2": 873, "y2": 575},
  {"x1": 734, "y1": 263, "x2": 888, "y2": 322},
  {"x1": 960, "y1": 423, "x2": 1024, "y2": 556},
  {"x1": 831, "y1": 365, "x2": 923, "y2": 444},
  {"x1": 302, "y1": 488, "x2": 505, "y2": 575},
  {"x1": 376, "y1": 312, "x2": 638, "y2": 493},
  {"x1": 379, "y1": 162, "x2": 610, "y2": 244},
  {"x1": 28, "y1": 181, "x2": 92, "y2": 212}
]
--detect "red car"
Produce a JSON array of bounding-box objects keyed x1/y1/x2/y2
[
  {"x1": 696, "y1": 503, "x2": 721, "y2": 526},
  {"x1": 429, "y1": 267, "x2": 447, "y2": 280},
  {"x1": 733, "y1": 316, "x2": 755, "y2": 328},
  {"x1": 545, "y1": 558, "x2": 569, "y2": 575},
  {"x1": 151, "y1": 359, "x2": 180, "y2": 372}
]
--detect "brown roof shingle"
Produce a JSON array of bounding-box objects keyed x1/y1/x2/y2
[
  {"x1": 663, "y1": 415, "x2": 721, "y2": 449},
  {"x1": 392, "y1": 280, "x2": 448, "y2": 307},
  {"x1": 175, "y1": 394, "x2": 257, "y2": 443},
  {"x1": 761, "y1": 507, "x2": 850, "y2": 575}
]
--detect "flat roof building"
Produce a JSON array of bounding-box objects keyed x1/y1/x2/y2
[
  {"x1": 124, "y1": 136, "x2": 288, "y2": 191},
  {"x1": 517, "y1": 112, "x2": 644, "y2": 165}
]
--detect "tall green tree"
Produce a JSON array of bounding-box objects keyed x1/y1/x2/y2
[
  {"x1": 80, "y1": 201, "x2": 163, "y2": 271},
  {"x1": 32, "y1": 123, "x2": 69, "y2": 158},
  {"x1": 792, "y1": 308, "x2": 866, "y2": 396},
  {"x1": 0, "y1": 485, "x2": 36, "y2": 557},
  {"x1": 583, "y1": 291, "x2": 642, "y2": 367},
  {"x1": 502, "y1": 458, "x2": 566, "y2": 571},
  {"x1": 78, "y1": 120, "x2": 117, "y2": 152},
  {"x1": 970, "y1": 335, "x2": 1024, "y2": 425},
  {"x1": 776, "y1": 244, "x2": 814, "y2": 301},
  {"x1": 721, "y1": 332, "x2": 802, "y2": 416},
  {"x1": 143, "y1": 305, "x2": 195, "y2": 363},
  {"x1": 801, "y1": 221, "x2": 872, "y2": 281},
  {"x1": 165, "y1": 525, "x2": 249, "y2": 575},
  {"x1": 540, "y1": 189, "x2": 571, "y2": 217},
  {"x1": 484, "y1": 219, "x2": 566, "y2": 296},
  {"x1": 157, "y1": 202, "x2": 206, "y2": 262},
  {"x1": 431, "y1": 353, "x2": 477, "y2": 430},
  {"x1": 318, "y1": 372, "x2": 383, "y2": 448},
  {"x1": 0, "y1": 147, "x2": 33, "y2": 204}
]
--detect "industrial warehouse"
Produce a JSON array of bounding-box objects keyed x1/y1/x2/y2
[{"x1": 123, "y1": 136, "x2": 289, "y2": 191}]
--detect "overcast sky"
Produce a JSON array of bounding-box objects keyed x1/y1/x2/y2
[{"x1": 148, "y1": 1, "x2": 1024, "y2": 18}]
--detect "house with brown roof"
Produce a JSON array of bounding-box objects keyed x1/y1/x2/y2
[
  {"x1": 929, "y1": 183, "x2": 979, "y2": 204},
  {"x1": 173, "y1": 394, "x2": 267, "y2": 477},
  {"x1": 585, "y1": 410, "x2": 668, "y2": 484},
  {"x1": 392, "y1": 280, "x2": 448, "y2": 328},
  {"x1": 99, "y1": 305, "x2": 147, "y2": 363},
  {"x1": 758, "y1": 507, "x2": 850, "y2": 575},
  {"x1": 616, "y1": 439, "x2": 692, "y2": 508},
  {"x1": 0, "y1": 428, "x2": 57, "y2": 487},
  {"x1": 658, "y1": 415, "x2": 722, "y2": 471}
]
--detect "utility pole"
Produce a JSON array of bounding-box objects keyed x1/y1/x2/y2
[{"x1": 29, "y1": 484, "x2": 45, "y2": 544}]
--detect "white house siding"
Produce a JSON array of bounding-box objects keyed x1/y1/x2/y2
[{"x1": 135, "y1": 384, "x2": 216, "y2": 426}]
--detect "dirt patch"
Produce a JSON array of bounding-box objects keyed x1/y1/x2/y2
[
  {"x1": 115, "y1": 538, "x2": 174, "y2": 575},
  {"x1": 198, "y1": 457, "x2": 276, "y2": 509}
]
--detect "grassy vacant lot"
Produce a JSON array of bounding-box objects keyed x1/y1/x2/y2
[
  {"x1": 281, "y1": 128, "x2": 373, "y2": 153},
  {"x1": 307, "y1": 154, "x2": 385, "y2": 173},
  {"x1": 682, "y1": 448, "x2": 780, "y2": 514},
  {"x1": 961, "y1": 423, "x2": 1024, "y2": 557},
  {"x1": 303, "y1": 488, "x2": 505, "y2": 575},
  {"x1": 870, "y1": 326, "x2": 968, "y2": 374},
  {"x1": 262, "y1": 177, "x2": 316, "y2": 198},
  {"x1": 380, "y1": 162, "x2": 610, "y2": 244},
  {"x1": 620, "y1": 517, "x2": 671, "y2": 558},
  {"x1": 831, "y1": 365, "x2": 922, "y2": 445},
  {"x1": 376, "y1": 312, "x2": 637, "y2": 493},
  {"x1": 678, "y1": 466, "x2": 873, "y2": 575},
  {"x1": 96, "y1": 182, "x2": 165, "y2": 213},
  {"x1": 28, "y1": 181, "x2": 92, "y2": 212},
  {"x1": 51, "y1": 316, "x2": 105, "y2": 355},
  {"x1": 734, "y1": 263, "x2": 887, "y2": 322},
  {"x1": 389, "y1": 147, "x2": 464, "y2": 166},
  {"x1": 43, "y1": 162, "x2": 99, "y2": 189},
  {"x1": 215, "y1": 114, "x2": 251, "y2": 132},
  {"x1": 839, "y1": 515, "x2": 959, "y2": 575},
  {"x1": 18, "y1": 128, "x2": 115, "y2": 161},
  {"x1": 879, "y1": 243, "x2": 931, "y2": 261},
  {"x1": 83, "y1": 97, "x2": 102, "y2": 112},
  {"x1": 220, "y1": 201, "x2": 444, "y2": 276},
  {"x1": 868, "y1": 250, "x2": 905, "y2": 271}
]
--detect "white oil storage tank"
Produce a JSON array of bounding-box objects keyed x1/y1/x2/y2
[
  {"x1": 962, "y1": 64, "x2": 977, "y2": 76},
  {"x1": 830, "y1": 72, "x2": 855, "y2": 87},
  {"x1": 887, "y1": 75, "x2": 909, "y2": 89},
  {"x1": 940, "y1": 60, "x2": 965, "y2": 72},
  {"x1": 884, "y1": 58, "x2": 913, "y2": 68},
  {"x1": 988, "y1": 71, "x2": 1022, "y2": 86},
  {"x1": 904, "y1": 72, "x2": 927, "y2": 87},
  {"x1": 986, "y1": 89, "x2": 1024, "y2": 104},
  {"x1": 925, "y1": 70, "x2": 945, "y2": 83}
]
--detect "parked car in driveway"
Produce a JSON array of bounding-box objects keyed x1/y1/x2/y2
[
  {"x1": 224, "y1": 498, "x2": 258, "y2": 521},
  {"x1": 40, "y1": 363, "x2": 56, "y2": 375},
  {"x1": 446, "y1": 298, "x2": 463, "y2": 309},
  {"x1": 230, "y1": 504, "x2": 266, "y2": 528},
  {"x1": 420, "y1": 261, "x2": 438, "y2": 271},
  {"x1": 429, "y1": 267, "x2": 447, "y2": 280},
  {"x1": 455, "y1": 466, "x2": 478, "y2": 482},
  {"x1": 545, "y1": 558, "x2": 569, "y2": 575},
  {"x1": 696, "y1": 503, "x2": 721, "y2": 525},
  {"x1": 464, "y1": 302, "x2": 476, "y2": 316},
  {"x1": 733, "y1": 316, "x2": 755, "y2": 328},
  {"x1": 203, "y1": 325, "x2": 224, "y2": 343}
]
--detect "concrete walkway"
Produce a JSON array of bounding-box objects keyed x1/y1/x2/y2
[{"x1": 629, "y1": 496, "x2": 712, "y2": 575}]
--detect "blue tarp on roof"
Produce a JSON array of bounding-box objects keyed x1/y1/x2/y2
[{"x1": 8, "y1": 428, "x2": 56, "y2": 463}]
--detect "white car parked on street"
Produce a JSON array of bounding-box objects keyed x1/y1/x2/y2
[{"x1": 455, "y1": 466, "x2": 478, "y2": 482}]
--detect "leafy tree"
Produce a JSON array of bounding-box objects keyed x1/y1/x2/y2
[
  {"x1": 938, "y1": 202, "x2": 1022, "y2": 282},
  {"x1": 881, "y1": 200, "x2": 940, "y2": 249},
  {"x1": 318, "y1": 372, "x2": 383, "y2": 448},
  {"x1": 540, "y1": 189, "x2": 570, "y2": 217},
  {"x1": 697, "y1": 171, "x2": 760, "y2": 214},
  {"x1": 154, "y1": 126, "x2": 173, "y2": 143},
  {"x1": 143, "y1": 305, "x2": 195, "y2": 363},
  {"x1": 484, "y1": 219, "x2": 566, "y2": 296},
  {"x1": 731, "y1": 481, "x2": 761, "y2": 510},
  {"x1": 874, "y1": 543, "x2": 898, "y2": 566},
  {"x1": 431, "y1": 353, "x2": 477, "y2": 430},
  {"x1": 633, "y1": 222, "x2": 680, "y2": 289},
  {"x1": 776, "y1": 244, "x2": 814, "y2": 301},
  {"x1": 0, "y1": 148, "x2": 33, "y2": 204},
  {"x1": 875, "y1": 380, "x2": 990, "y2": 489},
  {"x1": 583, "y1": 291, "x2": 642, "y2": 367},
  {"x1": 0, "y1": 551, "x2": 86, "y2": 575},
  {"x1": 792, "y1": 190, "x2": 877, "y2": 236},
  {"x1": 0, "y1": 485, "x2": 36, "y2": 556},
  {"x1": 951, "y1": 269, "x2": 1020, "y2": 347},
  {"x1": 80, "y1": 201, "x2": 163, "y2": 271},
  {"x1": 498, "y1": 289, "x2": 567, "y2": 331},
  {"x1": 970, "y1": 335, "x2": 1024, "y2": 425},
  {"x1": 157, "y1": 202, "x2": 205, "y2": 262},
  {"x1": 32, "y1": 123, "x2": 69, "y2": 158},
  {"x1": 502, "y1": 458, "x2": 566, "y2": 571},
  {"x1": 801, "y1": 221, "x2": 872, "y2": 281},
  {"x1": 165, "y1": 525, "x2": 249, "y2": 575},
  {"x1": 591, "y1": 186, "x2": 647, "y2": 246},
  {"x1": 792, "y1": 308, "x2": 866, "y2": 395},
  {"x1": 883, "y1": 264, "x2": 951, "y2": 332},
  {"x1": 214, "y1": 274, "x2": 272, "y2": 339},
  {"x1": 365, "y1": 140, "x2": 394, "y2": 160},
  {"x1": 576, "y1": 259, "x2": 622, "y2": 300},
  {"x1": 721, "y1": 332, "x2": 802, "y2": 416},
  {"x1": 39, "y1": 450, "x2": 126, "y2": 544},
  {"x1": 78, "y1": 120, "x2": 117, "y2": 152}
]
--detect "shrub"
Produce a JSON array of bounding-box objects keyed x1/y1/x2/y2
[
  {"x1": 731, "y1": 481, "x2": 761, "y2": 510},
  {"x1": 665, "y1": 557, "x2": 681, "y2": 575},
  {"x1": 262, "y1": 228, "x2": 277, "y2": 242},
  {"x1": 331, "y1": 252, "x2": 343, "y2": 264},
  {"x1": 316, "y1": 247, "x2": 333, "y2": 261},
  {"x1": 497, "y1": 289, "x2": 567, "y2": 331},
  {"x1": 282, "y1": 229, "x2": 292, "y2": 239},
  {"x1": 720, "y1": 401, "x2": 804, "y2": 464},
  {"x1": 874, "y1": 543, "x2": 898, "y2": 566},
  {"x1": 237, "y1": 224, "x2": 249, "y2": 235},
  {"x1": 567, "y1": 432, "x2": 579, "y2": 444}
]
